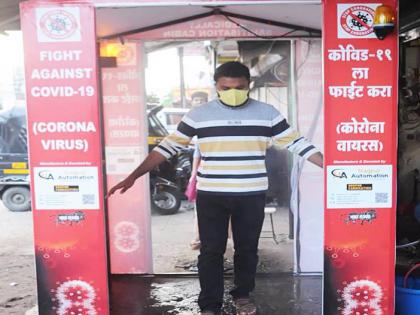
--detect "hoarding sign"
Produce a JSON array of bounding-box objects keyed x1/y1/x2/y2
[
  {"x1": 323, "y1": 1, "x2": 397, "y2": 314},
  {"x1": 21, "y1": 2, "x2": 109, "y2": 314}
]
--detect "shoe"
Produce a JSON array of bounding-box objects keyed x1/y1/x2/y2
[{"x1": 234, "y1": 297, "x2": 257, "y2": 315}]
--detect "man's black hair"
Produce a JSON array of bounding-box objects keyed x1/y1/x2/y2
[
  {"x1": 191, "y1": 91, "x2": 208, "y2": 100},
  {"x1": 213, "y1": 61, "x2": 250, "y2": 82}
]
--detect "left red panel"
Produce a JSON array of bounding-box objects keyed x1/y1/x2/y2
[{"x1": 20, "y1": 2, "x2": 109, "y2": 314}]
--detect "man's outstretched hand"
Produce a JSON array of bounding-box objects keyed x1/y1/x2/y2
[
  {"x1": 107, "y1": 176, "x2": 136, "y2": 198},
  {"x1": 308, "y1": 151, "x2": 324, "y2": 168},
  {"x1": 106, "y1": 151, "x2": 168, "y2": 198}
]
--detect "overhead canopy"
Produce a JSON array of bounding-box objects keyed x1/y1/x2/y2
[
  {"x1": 0, "y1": 0, "x2": 25, "y2": 33},
  {"x1": 95, "y1": 2, "x2": 322, "y2": 39},
  {"x1": 3, "y1": 0, "x2": 420, "y2": 36}
]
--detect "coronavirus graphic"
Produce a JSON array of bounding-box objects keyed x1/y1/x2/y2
[
  {"x1": 38, "y1": 244, "x2": 75, "y2": 269},
  {"x1": 326, "y1": 243, "x2": 365, "y2": 269},
  {"x1": 339, "y1": 5, "x2": 376, "y2": 37},
  {"x1": 113, "y1": 221, "x2": 140, "y2": 253},
  {"x1": 351, "y1": 12, "x2": 372, "y2": 31},
  {"x1": 54, "y1": 280, "x2": 97, "y2": 315},
  {"x1": 39, "y1": 10, "x2": 78, "y2": 40},
  {"x1": 338, "y1": 279, "x2": 383, "y2": 315}
]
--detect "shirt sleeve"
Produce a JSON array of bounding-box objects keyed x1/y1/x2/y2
[
  {"x1": 153, "y1": 113, "x2": 196, "y2": 159},
  {"x1": 270, "y1": 107, "x2": 319, "y2": 159}
]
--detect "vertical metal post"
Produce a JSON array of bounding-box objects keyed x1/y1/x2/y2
[
  {"x1": 289, "y1": 40, "x2": 299, "y2": 271},
  {"x1": 289, "y1": 40, "x2": 299, "y2": 129},
  {"x1": 178, "y1": 46, "x2": 186, "y2": 108}
]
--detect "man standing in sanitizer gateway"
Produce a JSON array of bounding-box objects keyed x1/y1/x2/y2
[{"x1": 108, "y1": 62, "x2": 323, "y2": 315}]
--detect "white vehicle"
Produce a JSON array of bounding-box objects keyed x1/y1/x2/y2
[{"x1": 156, "y1": 107, "x2": 190, "y2": 134}]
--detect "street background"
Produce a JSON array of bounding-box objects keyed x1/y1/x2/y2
[{"x1": 0, "y1": 202, "x2": 36, "y2": 315}]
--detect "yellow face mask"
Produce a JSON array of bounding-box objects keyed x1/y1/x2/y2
[{"x1": 217, "y1": 89, "x2": 249, "y2": 107}]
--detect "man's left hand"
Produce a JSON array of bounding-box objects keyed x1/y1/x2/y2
[{"x1": 307, "y1": 152, "x2": 323, "y2": 168}]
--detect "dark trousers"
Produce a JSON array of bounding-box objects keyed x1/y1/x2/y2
[{"x1": 196, "y1": 192, "x2": 266, "y2": 312}]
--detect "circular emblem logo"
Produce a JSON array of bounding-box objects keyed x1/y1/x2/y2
[
  {"x1": 39, "y1": 10, "x2": 78, "y2": 39},
  {"x1": 117, "y1": 45, "x2": 135, "y2": 65},
  {"x1": 340, "y1": 5, "x2": 375, "y2": 37}
]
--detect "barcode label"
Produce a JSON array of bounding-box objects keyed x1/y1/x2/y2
[
  {"x1": 375, "y1": 193, "x2": 388, "y2": 203},
  {"x1": 82, "y1": 194, "x2": 95, "y2": 205}
]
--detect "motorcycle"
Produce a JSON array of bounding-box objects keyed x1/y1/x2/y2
[
  {"x1": 150, "y1": 172, "x2": 182, "y2": 215},
  {"x1": 147, "y1": 105, "x2": 193, "y2": 215},
  {"x1": 148, "y1": 150, "x2": 192, "y2": 215}
]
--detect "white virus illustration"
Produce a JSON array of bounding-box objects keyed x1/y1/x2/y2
[
  {"x1": 55, "y1": 280, "x2": 97, "y2": 315},
  {"x1": 113, "y1": 221, "x2": 141, "y2": 253},
  {"x1": 338, "y1": 279, "x2": 384, "y2": 315}
]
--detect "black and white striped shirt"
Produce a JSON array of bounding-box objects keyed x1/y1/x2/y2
[{"x1": 154, "y1": 98, "x2": 319, "y2": 195}]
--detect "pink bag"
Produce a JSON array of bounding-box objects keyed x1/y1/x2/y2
[{"x1": 185, "y1": 175, "x2": 197, "y2": 202}]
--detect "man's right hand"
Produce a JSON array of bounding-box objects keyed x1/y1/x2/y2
[
  {"x1": 106, "y1": 151, "x2": 168, "y2": 199},
  {"x1": 107, "y1": 176, "x2": 136, "y2": 198}
]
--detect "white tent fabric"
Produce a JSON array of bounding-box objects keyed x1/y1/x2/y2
[
  {"x1": 95, "y1": 2, "x2": 322, "y2": 38},
  {"x1": 291, "y1": 40, "x2": 324, "y2": 273}
]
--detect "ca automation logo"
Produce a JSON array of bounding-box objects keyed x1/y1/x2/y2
[
  {"x1": 38, "y1": 171, "x2": 54, "y2": 180},
  {"x1": 331, "y1": 169, "x2": 347, "y2": 178}
]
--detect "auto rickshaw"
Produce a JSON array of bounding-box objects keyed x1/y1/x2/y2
[{"x1": 0, "y1": 105, "x2": 31, "y2": 212}]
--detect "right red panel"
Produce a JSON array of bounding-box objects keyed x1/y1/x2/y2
[{"x1": 323, "y1": 1, "x2": 398, "y2": 314}]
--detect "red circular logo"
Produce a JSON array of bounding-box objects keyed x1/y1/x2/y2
[
  {"x1": 117, "y1": 45, "x2": 135, "y2": 65},
  {"x1": 39, "y1": 10, "x2": 78, "y2": 39},
  {"x1": 340, "y1": 5, "x2": 375, "y2": 37}
]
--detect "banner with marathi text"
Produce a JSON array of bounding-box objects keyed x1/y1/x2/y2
[{"x1": 323, "y1": 1, "x2": 398, "y2": 314}]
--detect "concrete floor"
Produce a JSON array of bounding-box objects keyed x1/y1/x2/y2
[
  {"x1": 151, "y1": 201, "x2": 294, "y2": 274},
  {"x1": 110, "y1": 274, "x2": 322, "y2": 315},
  {"x1": 0, "y1": 203, "x2": 37, "y2": 315},
  {"x1": 114, "y1": 203, "x2": 319, "y2": 315}
]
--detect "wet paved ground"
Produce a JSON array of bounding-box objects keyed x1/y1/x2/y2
[
  {"x1": 152, "y1": 202, "x2": 293, "y2": 274},
  {"x1": 110, "y1": 274, "x2": 322, "y2": 315}
]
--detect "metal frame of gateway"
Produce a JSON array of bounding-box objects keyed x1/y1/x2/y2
[{"x1": 97, "y1": 3, "x2": 322, "y2": 274}]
